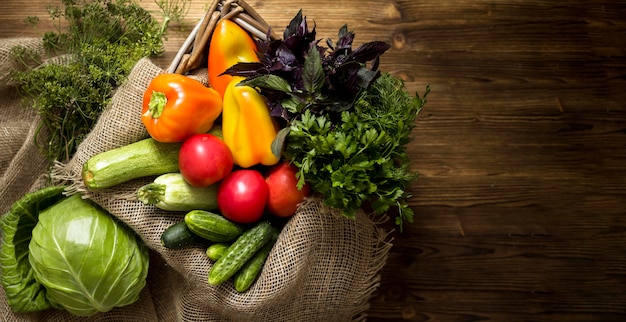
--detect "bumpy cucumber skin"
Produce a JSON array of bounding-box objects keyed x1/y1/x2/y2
[
  {"x1": 137, "y1": 173, "x2": 219, "y2": 212},
  {"x1": 161, "y1": 221, "x2": 203, "y2": 249},
  {"x1": 82, "y1": 138, "x2": 180, "y2": 189},
  {"x1": 206, "y1": 243, "x2": 230, "y2": 261},
  {"x1": 208, "y1": 221, "x2": 275, "y2": 286},
  {"x1": 233, "y1": 232, "x2": 278, "y2": 292},
  {"x1": 184, "y1": 210, "x2": 244, "y2": 243}
]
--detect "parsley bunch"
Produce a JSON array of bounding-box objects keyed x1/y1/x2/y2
[
  {"x1": 225, "y1": 10, "x2": 428, "y2": 230},
  {"x1": 284, "y1": 74, "x2": 428, "y2": 230}
]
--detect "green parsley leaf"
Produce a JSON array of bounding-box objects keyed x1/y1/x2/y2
[{"x1": 283, "y1": 73, "x2": 428, "y2": 230}]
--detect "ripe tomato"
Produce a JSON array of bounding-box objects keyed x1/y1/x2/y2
[
  {"x1": 265, "y1": 161, "x2": 311, "y2": 218},
  {"x1": 179, "y1": 134, "x2": 234, "y2": 187},
  {"x1": 217, "y1": 170, "x2": 268, "y2": 223}
]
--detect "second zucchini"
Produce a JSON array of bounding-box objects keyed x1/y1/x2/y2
[{"x1": 137, "y1": 173, "x2": 219, "y2": 212}]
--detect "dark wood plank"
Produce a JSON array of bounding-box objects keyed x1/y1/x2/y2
[{"x1": 1, "y1": 0, "x2": 626, "y2": 320}]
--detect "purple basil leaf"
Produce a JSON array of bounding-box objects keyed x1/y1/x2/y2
[
  {"x1": 269, "y1": 101, "x2": 286, "y2": 117},
  {"x1": 336, "y1": 24, "x2": 354, "y2": 51},
  {"x1": 326, "y1": 38, "x2": 335, "y2": 51},
  {"x1": 332, "y1": 60, "x2": 362, "y2": 94},
  {"x1": 221, "y1": 62, "x2": 265, "y2": 77},
  {"x1": 284, "y1": 9, "x2": 304, "y2": 39},
  {"x1": 356, "y1": 68, "x2": 381, "y2": 90},
  {"x1": 239, "y1": 74, "x2": 292, "y2": 93},
  {"x1": 261, "y1": 88, "x2": 290, "y2": 104},
  {"x1": 276, "y1": 45, "x2": 298, "y2": 70},
  {"x1": 349, "y1": 41, "x2": 391, "y2": 63},
  {"x1": 302, "y1": 45, "x2": 325, "y2": 93},
  {"x1": 370, "y1": 55, "x2": 381, "y2": 71}
]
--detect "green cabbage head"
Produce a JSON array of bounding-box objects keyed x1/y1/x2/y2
[{"x1": 26, "y1": 193, "x2": 149, "y2": 316}]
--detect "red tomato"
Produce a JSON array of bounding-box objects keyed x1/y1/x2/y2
[
  {"x1": 265, "y1": 161, "x2": 311, "y2": 218},
  {"x1": 217, "y1": 170, "x2": 268, "y2": 223},
  {"x1": 179, "y1": 134, "x2": 234, "y2": 187}
]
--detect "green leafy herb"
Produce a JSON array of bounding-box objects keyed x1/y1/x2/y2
[
  {"x1": 10, "y1": 0, "x2": 187, "y2": 163},
  {"x1": 283, "y1": 74, "x2": 429, "y2": 230}
]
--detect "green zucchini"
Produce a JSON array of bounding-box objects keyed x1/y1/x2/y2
[
  {"x1": 233, "y1": 231, "x2": 278, "y2": 292},
  {"x1": 82, "y1": 138, "x2": 181, "y2": 189},
  {"x1": 206, "y1": 242, "x2": 230, "y2": 261},
  {"x1": 208, "y1": 221, "x2": 276, "y2": 286},
  {"x1": 184, "y1": 210, "x2": 244, "y2": 243},
  {"x1": 137, "y1": 173, "x2": 219, "y2": 212},
  {"x1": 161, "y1": 221, "x2": 204, "y2": 249}
]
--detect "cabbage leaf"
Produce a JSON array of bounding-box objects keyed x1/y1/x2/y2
[{"x1": 0, "y1": 186, "x2": 65, "y2": 312}]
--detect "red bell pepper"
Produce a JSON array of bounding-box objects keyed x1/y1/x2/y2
[{"x1": 142, "y1": 73, "x2": 222, "y2": 143}]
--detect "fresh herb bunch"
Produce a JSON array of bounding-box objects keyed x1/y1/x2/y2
[
  {"x1": 225, "y1": 9, "x2": 391, "y2": 122},
  {"x1": 225, "y1": 11, "x2": 428, "y2": 229},
  {"x1": 10, "y1": 0, "x2": 183, "y2": 163},
  {"x1": 284, "y1": 74, "x2": 428, "y2": 230}
]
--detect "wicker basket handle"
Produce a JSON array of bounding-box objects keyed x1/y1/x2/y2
[{"x1": 166, "y1": 0, "x2": 279, "y2": 74}]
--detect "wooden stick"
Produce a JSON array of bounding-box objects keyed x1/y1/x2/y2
[
  {"x1": 174, "y1": 54, "x2": 191, "y2": 74},
  {"x1": 220, "y1": 0, "x2": 239, "y2": 18},
  {"x1": 166, "y1": 15, "x2": 205, "y2": 73},
  {"x1": 192, "y1": 10, "x2": 214, "y2": 54},
  {"x1": 187, "y1": 11, "x2": 221, "y2": 71},
  {"x1": 238, "y1": 0, "x2": 271, "y2": 30}
]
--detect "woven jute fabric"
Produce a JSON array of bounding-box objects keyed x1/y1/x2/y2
[{"x1": 0, "y1": 37, "x2": 392, "y2": 321}]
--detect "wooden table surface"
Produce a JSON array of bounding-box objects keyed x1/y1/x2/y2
[{"x1": 2, "y1": 0, "x2": 626, "y2": 320}]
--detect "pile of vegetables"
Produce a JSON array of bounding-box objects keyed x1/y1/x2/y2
[
  {"x1": 1, "y1": 5, "x2": 428, "y2": 317},
  {"x1": 80, "y1": 10, "x2": 427, "y2": 294}
]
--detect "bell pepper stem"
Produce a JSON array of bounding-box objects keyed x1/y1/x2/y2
[{"x1": 148, "y1": 90, "x2": 168, "y2": 119}]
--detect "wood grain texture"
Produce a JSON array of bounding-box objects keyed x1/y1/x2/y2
[{"x1": 1, "y1": 0, "x2": 625, "y2": 320}]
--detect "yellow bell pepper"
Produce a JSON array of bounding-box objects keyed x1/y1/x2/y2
[
  {"x1": 222, "y1": 77, "x2": 279, "y2": 168},
  {"x1": 208, "y1": 20, "x2": 259, "y2": 98}
]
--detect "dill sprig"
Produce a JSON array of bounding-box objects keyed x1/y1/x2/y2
[{"x1": 10, "y1": 0, "x2": 188, "y2": 163}]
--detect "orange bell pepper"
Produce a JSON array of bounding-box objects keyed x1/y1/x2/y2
[
  {"x1": 142, "y1": 73, "x2": 222, "y2": 143},
  {"x1": 222, "y1": 77, "x2": 279, "y2": 168},
  {"x1": 208, "y1": 19, "x2": 259, "y2": 97}
]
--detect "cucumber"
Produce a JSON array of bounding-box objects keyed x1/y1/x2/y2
[
  {"x1": 137, "y1": 173, "x2": 219, "y2": 212},
  {"x1": 184, "y1": 210, "x2": 244, "y2": 243},
  {"x1": 208, "y1": 221, "x2": 275, "y2": 286},
  {"x1": 161, "y1": 221, "x2": 204, "y2": 249},
  {"x1": 233, "y1": 231, "x2": 278, "y2": 292},
  {"x1": 82, "y1": 138, "x2": 181, "y2": 189},
  {"x1": 206, "y1": 242, "x2": 230, "y2": 261}
]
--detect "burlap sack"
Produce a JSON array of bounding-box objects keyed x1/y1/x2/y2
[
  {"x1": 1, "y1": 37, "x2": 392, "y2": 321},
  {"x1": 0, "y1": 38, "x2": 50, "y2": 215}
]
